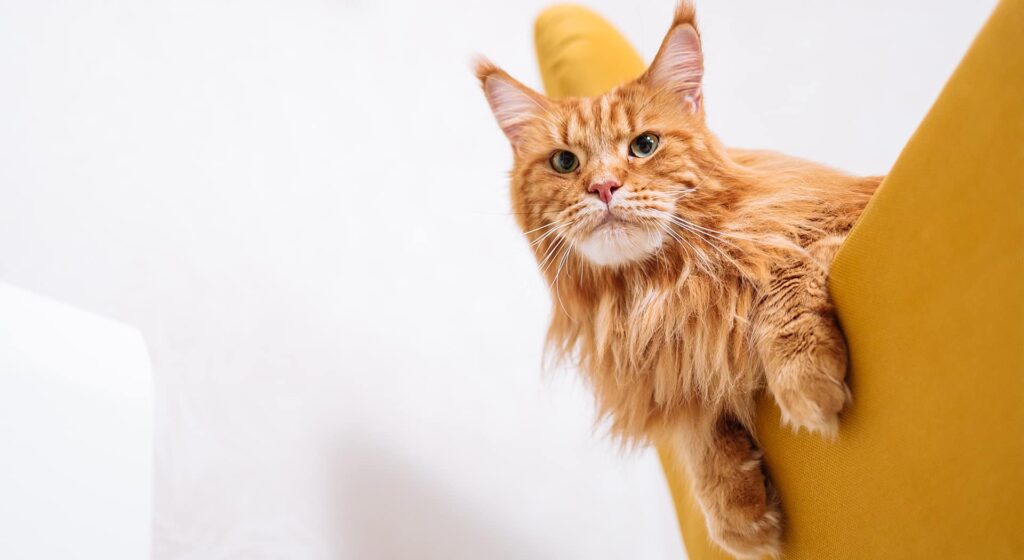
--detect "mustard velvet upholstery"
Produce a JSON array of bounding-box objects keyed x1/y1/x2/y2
[
  {"x1": 533, "y1": 5, "x2": 646, "y2": 99},
  {"x1": 534, "y1": 3, "x2": 1024, "y2": 558}
]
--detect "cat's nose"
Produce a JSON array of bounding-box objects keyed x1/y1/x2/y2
[{"x1": 588, "y1": 180, "x2": 621, "y2": 204}]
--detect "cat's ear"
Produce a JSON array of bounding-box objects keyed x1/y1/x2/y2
[
  {"x1": 475, "y1": 60, "x2": 549, "y2": 147},
  {"x1": 643, "y1": 5, "x2": 704, "y2": 113}
]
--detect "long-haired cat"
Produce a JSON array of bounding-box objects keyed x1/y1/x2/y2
[{"x1": 476, "y1": 2, "x2": 880, "y2": 557}]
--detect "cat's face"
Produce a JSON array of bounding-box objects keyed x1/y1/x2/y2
[{"x1": 478, "y1": 23, "x2": 708, "y2": 268}]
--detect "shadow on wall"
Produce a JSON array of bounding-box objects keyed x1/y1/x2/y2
[{"x1": 334, "y1": 440, "x2": 554, "y2": 560}]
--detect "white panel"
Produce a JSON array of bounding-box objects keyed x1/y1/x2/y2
[{"x1": 0, "y1": 283, "x2": 152, "y2": 559}]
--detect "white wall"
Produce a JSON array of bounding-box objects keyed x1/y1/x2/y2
[
  {"x1": 0, "y1": 283, "x2": 152, "y2": 559},
  {"x1": 0, "y1": 1, "x2": 996, "y2": 558}
]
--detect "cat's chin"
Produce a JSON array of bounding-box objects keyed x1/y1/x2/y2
[{"x1": 577, "y1": 221, "x2": 665, "y2": 267}]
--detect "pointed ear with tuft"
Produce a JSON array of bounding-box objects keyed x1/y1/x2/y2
[
  {"x1": 643, "y1": 22, "x2": 704, "y2": 113},
  {"x1": 475, "y1": 61, "x2": 550, "y2": 148}
]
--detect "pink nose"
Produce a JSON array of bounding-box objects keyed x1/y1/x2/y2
[{"x1": 588, "y1": 180, "x2": 621, "y2": 204}]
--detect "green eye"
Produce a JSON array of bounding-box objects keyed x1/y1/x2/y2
[
  {"x1": 629, "y1": 133, "x2": 660, "y2": 158},
  {"x1": 550, "y1": 150, "x2": 579, "y2": 173}
]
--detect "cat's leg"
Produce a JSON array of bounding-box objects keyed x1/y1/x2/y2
[
  {"x1": 676, "y1": 414, "x2": 782, "y2": 559},
  {"x1": 755, "y1": 241, "x2": 850, "y2": 437}
]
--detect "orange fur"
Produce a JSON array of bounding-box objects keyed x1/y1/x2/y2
[{"x1": 477, "y1": 2, "x2": 880, "y2": 557}]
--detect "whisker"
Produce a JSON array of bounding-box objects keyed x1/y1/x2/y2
[
  {"x1": 493, "y1": 211, "x2": 564, "y2": 216},
  {"x1": 530, "y1": 221, "x2": 573, "y2": 248},
  {"x1": 550, "y1": 239, "x2": 575, "y2": 320},
  {"x1": 538, "y1": 232, "x2": 570, "y2": 274},
  {"x1": 668, "y1": 217, "x2": 742, "y2": 252},
  {"x1": 522, "y1": 220, "x2": 561, "y2": 236},
  {"x1": 671, "y1": 220, "x2": 738, "y2": 261}
]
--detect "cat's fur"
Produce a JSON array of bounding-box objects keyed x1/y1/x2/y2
[{"x1": 476, "y1": 2, "x2": 880, "y2": 557}]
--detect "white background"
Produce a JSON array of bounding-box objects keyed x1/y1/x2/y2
[
  {"x1": 0, "y1": 283, "x2": 152, "y2": 559},
  {"x1": 0, "y1": 1, "x2": 996, "y2": 558}
]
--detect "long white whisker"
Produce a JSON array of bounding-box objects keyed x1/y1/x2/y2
[
  {"x1": 522, "y1": 220, "x2": 560, "y2": 236},
  {"x1": 530, "y1": 221, "x2": 573, "y2": 247},
  {"x1": 673, "y1": 221, "x2": 739, "y2": 263},
  {"x1": 655, "y1": 219, "x2": 715, "y2": 275},
  {"x1": 538, "y1": 232, "x2": 570, "y2": 274},
  {"x1": 551, "y1": 240, "x2": 575, "y2": 320},
  {"x1": 669, "y1": 217, "x2": 743, "y2": 252}
]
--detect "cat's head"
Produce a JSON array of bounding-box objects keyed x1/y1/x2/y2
[{"x1": 477, "y1": 3, "x2": 717, "y2": 268}]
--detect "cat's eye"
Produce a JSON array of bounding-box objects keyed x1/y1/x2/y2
[
  {"x1": 550, "y1": 150, "x2": 579, "y2": 173},
  {"x1": 629, "y1": 133, "x2": 660, "y2": 158}
]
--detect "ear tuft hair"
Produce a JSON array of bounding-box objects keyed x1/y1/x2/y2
[
  {"x1": 472, "y1": 56, "x2": 500, "y2": 84},
  {"x1": 673, "y1": 0, "x2": 698, "y2": 30}
]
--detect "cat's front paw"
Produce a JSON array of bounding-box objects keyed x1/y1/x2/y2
[{"x1": 770, "y1": 321, "x2": 850, "y2": 438}]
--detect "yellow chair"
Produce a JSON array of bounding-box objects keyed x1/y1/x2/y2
[{"x1": 534, "y1": 2, "x2": 1024, "y2": 558}]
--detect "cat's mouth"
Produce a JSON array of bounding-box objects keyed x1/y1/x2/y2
[
  {"x1": 571, "y1": 195, "x2": 667, "y2": 266},
  {"x1": 590, "y1": 209, "x2": 632, "y2": 231},
  {"x1": 577, "y1": 209, "x2": 664, "y2": 267}
]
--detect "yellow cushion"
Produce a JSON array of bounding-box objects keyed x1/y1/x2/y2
[
  {"x1": 534, "y1": 2, "x2": 1024, "y2": 558},
  {"x1": 534, "y1": 5, "x2": 645, "y2": 99}
]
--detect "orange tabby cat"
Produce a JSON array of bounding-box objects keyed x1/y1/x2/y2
[{"x1": 476, "y1": 2, "x2": 880, "y2": 557}]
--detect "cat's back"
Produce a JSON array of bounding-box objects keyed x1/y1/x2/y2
[{"x1": 726, "y1": 147, "x2": 882, "y2": 230}]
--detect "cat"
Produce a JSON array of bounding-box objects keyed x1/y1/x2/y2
[{"x1": 475, "y1": 1, "x2": 881, "y2": 557}]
